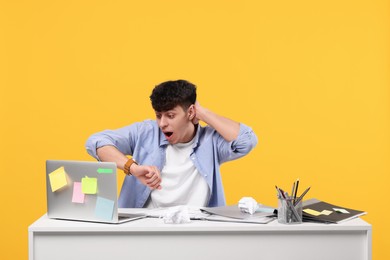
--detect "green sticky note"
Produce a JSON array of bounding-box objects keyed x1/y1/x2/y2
[
  {"x1": 48, "y1": 166, "x2": 68, "y2": 192},
  {"x1": 97, "y1": 168, "x2": 113, "y2": 174},
  {"x1": 81, "y1": 176, "x2": 97, "y2": 194}
]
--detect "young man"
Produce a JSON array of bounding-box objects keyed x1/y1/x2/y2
[{"x1": 86, "y1": 80, "x2": 257, "y2": 208}]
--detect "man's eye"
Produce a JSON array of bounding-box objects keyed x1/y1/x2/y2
[
  {"x1": 168, "y1": 114, "x2": 175, "y2": 119},
  {"x1": 156, "y1": 114, "x2": 162, "y2": 119}
]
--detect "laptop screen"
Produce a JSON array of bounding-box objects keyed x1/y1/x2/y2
[{"x1": 46, "y1": 160, "x2": 119, "y2": 223}]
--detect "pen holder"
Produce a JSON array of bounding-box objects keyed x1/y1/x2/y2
[{"x1": 277, "y1": 196, "x2": 303, "y2": 224}]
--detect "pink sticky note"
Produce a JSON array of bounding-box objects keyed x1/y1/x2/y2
[{"x1": 72, "y1": 182, "x2": 85, "y2": 203}]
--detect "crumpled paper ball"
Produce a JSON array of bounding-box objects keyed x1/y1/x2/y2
[
  {"x1": 238, "y1": 197, "x2": 259, "y2": 215},
  {"x1": 162, "y1": 206, "x2": 191, "y2": 224}
]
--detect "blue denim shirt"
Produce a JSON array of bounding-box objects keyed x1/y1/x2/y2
[{"x1": 85, "y1": 120, "x2": 257, "y2": 208}]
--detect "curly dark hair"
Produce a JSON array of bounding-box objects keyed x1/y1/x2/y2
[{"x1": 150, "y1": 80, "x2": 197, "y2": 112}]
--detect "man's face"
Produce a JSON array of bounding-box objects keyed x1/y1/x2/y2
[{"x1": 155, "y1": 105, "x2": 195, "y2": 144}]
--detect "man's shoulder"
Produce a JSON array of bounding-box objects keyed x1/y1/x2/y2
[
  {"x1": 124, "y1": 119, "x2": 159, "y2": 137},
  {"x1": 132, "y1": 119, "x2": 158, "y2": 130},
  {"x1": 128, "y1": 120, "x2": 160, "y2": 143}
]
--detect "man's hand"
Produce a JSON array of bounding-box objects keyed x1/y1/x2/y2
[
  {"x1": 191, "y1": 101, "x2": 240, "y2": 142},
  {"x1": 191, "y1": 101, "x2": 202, "y2": 125},
  {"x1": 130, "y1": 164, "x2": 162, "y2": 190}
]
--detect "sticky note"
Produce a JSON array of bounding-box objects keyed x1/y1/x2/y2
[
  {"x1": 48, "y1": 166, "x2": 68, "y2": 192},
  {"x1": 72, "y1": 182, "x2": 85, "y2": 203},
  {"x1": 97, "y1": 168, "x2": 113, "y2": 174},
  {"x1": 320, "y1": 210, "x2": 333, "y2": 216},
  {"x1": 303, "y1": 209, "x2": 321, "y2": 216},
  {"x1": 333, "y1": 208, "x2": 350, "y2": 214},
  {"x1": 81, "y1": 176, "x2": 97, "y2": 194},
  {"x1": 95, "y1": 196, "x2": 115, "y2": 221}
]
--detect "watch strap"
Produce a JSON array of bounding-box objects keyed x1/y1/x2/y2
[{"x1": 124, "y1": 158, "x2": 138, "y2": 175}]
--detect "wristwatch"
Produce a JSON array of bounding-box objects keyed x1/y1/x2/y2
[{"x1": 124, "y1": 158, "x2": 138, "y2": 175}]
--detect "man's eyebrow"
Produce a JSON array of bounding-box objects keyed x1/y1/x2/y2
[
  {"x1": 155, "y1": 110, "x2": 175, "y2": 115},
  {"x1": 162, "y1": 109, "x2": 177, "y2": 114}
]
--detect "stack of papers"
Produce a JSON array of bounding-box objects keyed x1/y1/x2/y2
[
  {"x1": 201, "y1": 205, "x2": 276, "y2": 224},
  {"x1": 129, "y1": 204, "x2": 276, "y2": 224}
]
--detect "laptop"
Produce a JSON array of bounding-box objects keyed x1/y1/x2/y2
[{"x1": 46, "y1": 160, "x2": 146, "y2": 224}]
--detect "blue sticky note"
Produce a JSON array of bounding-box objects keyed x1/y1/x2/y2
[{"x1": 95, "y1": 196, "x2": 115, "y2": 221}]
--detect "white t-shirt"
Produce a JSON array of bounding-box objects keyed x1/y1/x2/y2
[{"x1": 146, "y1": 137, "x2": 210, "y2": 208}]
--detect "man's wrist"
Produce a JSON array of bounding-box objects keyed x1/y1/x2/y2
[
  {"x1": 124, "y1": 158, "x2": 138, "y2": 175},
  {"x1": 129, "y1": 162, "x2": 139, "y2": 176}
]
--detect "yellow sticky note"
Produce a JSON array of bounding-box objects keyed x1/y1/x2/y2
[
  {"x1": 48, "y1": 166, "x2": 68, "y2": 192},
  {"x1": 320, "y1": 210, "x2": 333, "y2": 216},
  {"x1": 82, "y1": 176, "x2": 97, "y2": 194},
  {"x1": 303, "y1": 208, "x2": 321, "y2": 216}
]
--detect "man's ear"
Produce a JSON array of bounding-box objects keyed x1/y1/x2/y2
[{"x1": 188, "y1": 105, "x2": 195, "y2": 120}]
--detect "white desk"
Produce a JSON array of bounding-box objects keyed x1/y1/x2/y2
[{"x1": 29, "y1": 212, "x2": 372, "y2": 260}]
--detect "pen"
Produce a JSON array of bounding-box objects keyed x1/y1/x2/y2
[
  {"x1": 291, "y1": 181, "x2": 296, "y2": 201},
  {"x1": 293, "y1": 178, "x2": 299, "y2": 203},
  {"x1": 275, "y1": 185, "x2": 283, "y2": 197},
  {"x1": 293, "y1": 186, "x2": 311, "y2": 206}
]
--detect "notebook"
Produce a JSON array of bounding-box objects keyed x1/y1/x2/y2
[
  {"x1": 46, "y1": 160, "x2": 146, "y2": 224},
  {"x1": 302, "y1": 198, "x2": 367, "y2": 223}
]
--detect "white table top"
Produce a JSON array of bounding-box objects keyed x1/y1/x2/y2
[{"x1": 29, "y1": 209, "x2": 371, "y2": 233}]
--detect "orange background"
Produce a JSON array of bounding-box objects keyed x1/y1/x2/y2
[{"x1": 1, "y1": 1, "x2": 389, "y2": 259}]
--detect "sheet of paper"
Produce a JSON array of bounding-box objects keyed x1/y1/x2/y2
[
  {"x1": 95, "y1": 196, "x2": 115, "y2": 221},
  {"x1": 303, "y1": 208, "x2": 322, "y2": 216},
  {"x1": 320, "y1": 210, "x2": 333, "y2": 216},
  {"x1": 257, "y1": 206, "x2": 276, "y2": 213},
  {"x1": 81, "y1": 176, "x2": 97, "y2": 194},
  {"x1": 333, "y1": 208, "x2": 350, "y2": 214},
  {"x1": 127, "y1": 206, "x2": 207, "y2": 219},
  {"x1": 72, "y1": 182, "x2": 85, "y2": 203},
  {"x1": 48, "y1": 166, "x2": 68, "y2": 192}
]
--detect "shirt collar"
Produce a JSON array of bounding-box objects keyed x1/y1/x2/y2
[
  {"x1": 159, "y1": 130, "x2": 169, "y2": 147},
  {"x1": 192, "y1": 124, "x2": 201, "y2": 149}
]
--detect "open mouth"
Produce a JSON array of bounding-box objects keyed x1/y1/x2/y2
[{"x1": 164, "y1": 132, "x2": 173, "y2": 138}]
